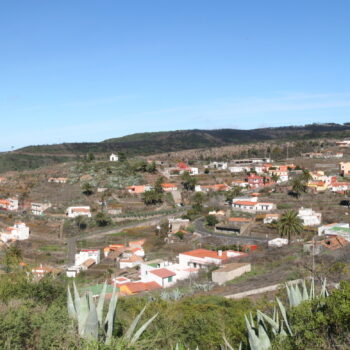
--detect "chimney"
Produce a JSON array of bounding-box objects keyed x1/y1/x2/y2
[{"x1": 218, "y1": 250, "x2": 223, "y2": 257}]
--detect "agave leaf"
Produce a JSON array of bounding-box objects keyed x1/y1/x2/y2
[
  {"x1": 257, "y1": 322, "x2": 271, "y2": 349},
  {"x1": 257, "y1": 310, "x2": 279, "y2": 332},
  {"x1": 276, "y1": 297, "x2": 293, "y2": 336},
  {"x1": 67, "y1": 286, "x2": 77, "y2": 320},
  {"x1": 294, "y1": 284, "x2": 303, "y2": 306},
  {"x1": 302, "y1": 279, "x2": 309, "y2": 301},
  {"x1": 87, "y1": 291, "x2": 94, "y2": 310},
  {"x1": 222, "y1": 335, "x2": 234, "y2": 350},
  {"x1": 130, "y1": 313, "x2": 158, "y2": 345},
  {"x1": 310, "y1": 277, "x2": 315, "y2": 299},
  {"x1": 104, "y1": 285, "x2": 118, "y2": 344},
  {"x1": 97, "y1": 281, "x2": 107, "y2": 325},
  {"x1": 125, "y1": 305, "x2": 146, "y2": 340},
  {"x1": 78, "y1": 293, "x2": 90, "y2": 336},
  {"x1": 249, "y1": 312, "x2": 255, "y2": 329},
  {"x1": 245, "y1": 315, "x2": 261, "y2": 350},
  {"x1": 320, "y1": 278, "x2": 329, "y2": 298},
  {"x1": 73, "y1": 282, "x2": 81, "y2": 315},
  {"x1": 82, "y1": 299, "x2": 99, "y2": 341}
]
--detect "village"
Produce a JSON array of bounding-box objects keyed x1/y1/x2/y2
[{"x1": 1, "y1": 141, "x2": 350, "y2": 299}]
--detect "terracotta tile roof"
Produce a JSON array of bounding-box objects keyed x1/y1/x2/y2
[
  {"x1": 234, "y1": 201, "x2": 257, "y2": 206},
  {"x1": 81, "y1": 258, "x2": 95, "y2": 268},
  {"x1": 228, "y1": 217, "x2": 250, "y2": 222},
  {"x1": 182, "y1": 248, "x2": 247, "y2": 261},
  {"x1": 150, "y1": 268, "x2": 176, "y2": 278},
  {"x1": 162, "y1": 183, "x2": 177, "y2": 188},
  {"x1": 72, "y1": 208, "x2": 90, "y2": 213},
  {"x1": 177, "y1": 162, "x2": 190, "y2": 169},
  {"x1": 123, "y1": 281, "x2": 161, "y2": 293}
]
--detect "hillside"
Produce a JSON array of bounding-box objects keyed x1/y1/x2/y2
[{"x1": 1, "y1": 123, "x2": 350, "y2": 173}]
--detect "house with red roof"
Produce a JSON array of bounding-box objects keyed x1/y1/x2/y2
[
  {"x1": 161, "y1": 183, "x2": 178, "y2": 192},
  {"x1": 178, "y1": 248, "x2": 246, "y2": 268},
  {"x1": 149, "y1": 268, "x2": 177, "y2": 288},
  {"x1": 232, "y1": 197, "x2": 275, "y2": 212}
]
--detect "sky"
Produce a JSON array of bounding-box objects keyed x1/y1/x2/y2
[{"x1": 1, "y1": 0, "x2": 350, "y2": 151}]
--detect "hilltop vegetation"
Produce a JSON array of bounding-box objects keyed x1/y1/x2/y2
[{"x1": 1, "y1": 123, "x2": 350, "y2": 173}]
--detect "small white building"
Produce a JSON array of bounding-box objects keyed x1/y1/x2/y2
[
  {"x1": 190, "y1": 167, "x2": 199, "y2": 175},
  {"x1": 208, "y1": 162, "x2": 228, "y2": 170},
  {"x1": 318, "y1": 223, "x2": 350, "y2": 236},
  {"x1": 110, "y1": 153, "x2": 119, "y2": 162},
  {"x1": 268, "y1": 238, "x2": 288, "y2": 247},
  {"x1": 232, "y1": 197, "x2": 275, "y2": 213},
  {"x1": 31, "y1": 202, "x2": 52, "y2": 215},
  {"x1": 178, "y1": 249, "x2": 246, "y2": 269},
  {"x1": 74, "y1": 249, "x2": 100, "y2": 266},
  {"x1": 66, "y1": 206, "x2": 91, "y2": 218},
  {"x1": 0, "y1": 198, "x2": 18, "y2": 211},
  {"x1": 229, "y1": 166, "x2": 250, "y2": 173},
  {"x1": 298, "y1": 207, "x2": 322, "y2": 227},
  {"x1": 1, "y1": 222, "x2": 30, "y2": 243},
  {"x1": 263, "y1": 213, "x2": 280, "y2": 224},
  {"x1": 66, "y1": 265, "x2": 83, "y2": 278}
]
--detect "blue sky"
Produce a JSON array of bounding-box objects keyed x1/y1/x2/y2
[{"x1": 1, "y1": 0, "x2": 350, "y2": 151}]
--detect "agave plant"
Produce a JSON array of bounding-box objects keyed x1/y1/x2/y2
[
  {"x1": 67, "y1": 281, "x2": 157, "y2": 345},
  {"x1": 225, "y1": 278, "x2": 329, "y2": 350}
]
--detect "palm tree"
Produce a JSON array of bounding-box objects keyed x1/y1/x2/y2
[
  {"x1": 292, "y1": 178, "x2": 307, "y2": 199},
  {"x1": 277, "y1": 209, "x2": 303, "y2": 244},
  {"x1": 300, "y1": 169, "x2": 312, "y2": 183},
  {"x1": 271, "y1": 173, "x2": 280, "y2": 183}
]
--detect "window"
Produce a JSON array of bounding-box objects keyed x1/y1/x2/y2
[{"x1": 168, "y1": 276, "x2": 173, "y2": 282}]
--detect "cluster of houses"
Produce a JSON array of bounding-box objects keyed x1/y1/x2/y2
[
  {"x1": 117, "y1": 248, "x2": 248, "y2": 295},
  {"x1": 66, "y1": 235, "x2": 251, "y2": 294}
]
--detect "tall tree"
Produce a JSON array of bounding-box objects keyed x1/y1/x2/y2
[
  {"x1": 300, "y1": 169, "x2": 312, "y2": 183},
  {"x1": 225, "y1": 186, "x2": 242, "y2": 204},
  {"x1": 292, "y1": 178, "x2": 307, "y2": 199},
  {"x1": 277, "y1": 209, "x2": 303, "y2": 244},
  {"x1": 181, "y1": 171, "x2": 196, "y2": 191}
]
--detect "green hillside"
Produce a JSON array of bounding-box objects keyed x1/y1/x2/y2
[{"x1": 1, "y1": 123, "x2": 350, "y2": 173}]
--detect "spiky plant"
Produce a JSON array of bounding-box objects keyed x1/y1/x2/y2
[
  {"x1": 67, "y1": 281, "x2": 157, "y2": 345},
  {"x1": 224, "y1": 278, "x2": 329, "y2": 350}
]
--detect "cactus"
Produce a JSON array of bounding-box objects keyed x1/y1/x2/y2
[
  {"x1": 230, "y1": 278, "x2": 329, "y2": 350},
  {"x1": 67, "y1": 281, "x2": 157, "y2": 345}
]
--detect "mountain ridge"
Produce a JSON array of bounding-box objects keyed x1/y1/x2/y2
[{"x1": 1, "y1": 123, "x2": 350, "y2": 173}]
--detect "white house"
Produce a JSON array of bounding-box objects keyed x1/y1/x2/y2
[
  {"x1": 31, "y1": 202, "x2": 52, "y2": 215},
  {"x1": 119, "y1": 254, "x2": 144, "y2": 269},
  {"x1": 66, "y1": 206, "x2": 91, "y2": 218},
  {"x1": 229, "y1": 166, "x2": 250, "y2": 173},
  {"x1": 298, "y1": 208, "x2": 322, "y2": 226},
  {"x1": 148, "y1": 268, "x2": 177, "y2": 288},
  {"x1": 110, "y1": 153, "x2": 119, "y2": 162},
  {"x1": 178, "y1": 249, "x2": 246, "y2": 269},
  {"x1": 190, "y1": 167, "x2": 199, "y2": 175},
  {"x1": 263, "y1": 213, "x2": 280, "y2": 224},
  {"x1": 318, "y1": 223, "x2": 350, "y2": 236},
  {"x1": 74, "y1": 249, "x2": 100, "y2": 266},
  {"x1": 140, "y1": 259, "x2": 198, "y2": 288},
  {"x1": 208, "y1": 162, "x2": 228, "y2": 170},
  {"x1": 0, "y1": 222, "x2": 30, "y2": 243},
  {"x1": 48, "y1": 177, "x2": 68, "y2": 184},
  {"x1": 232, "y1": 197, "x2": 275, "y2": 213},
  {"x1": 268, "y1": 238, "x2": 288, "y2": 247},
  {"x1": 0, "y1": 198, "x2": 18, "y2": 211}
]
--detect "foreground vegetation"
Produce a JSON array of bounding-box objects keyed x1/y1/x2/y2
[{"x1": 1, "y1": 270, "x2": 350, "y2": 349}]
